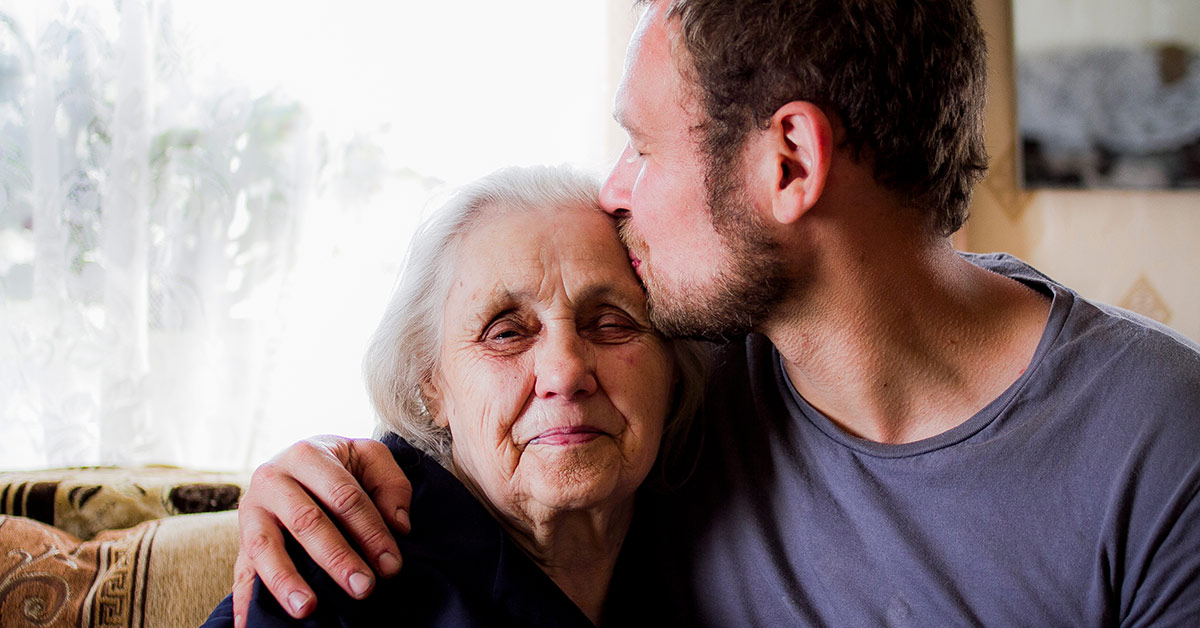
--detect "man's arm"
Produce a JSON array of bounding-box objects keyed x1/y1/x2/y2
[
  {"x1": 233, "y1": 435, "x2": 412, "y2": 627},
  {"x1": 1121, "y1": 467, "x2": 1200, "y2": 626}
]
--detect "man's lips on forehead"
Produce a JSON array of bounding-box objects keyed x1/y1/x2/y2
[{"x1": 616, "y1": 219, "x2": 643, "y2": 269}]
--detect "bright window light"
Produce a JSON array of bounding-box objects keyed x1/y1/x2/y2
[{"x1": 0, "y1": 0, "x2": 626, "y2": 470}]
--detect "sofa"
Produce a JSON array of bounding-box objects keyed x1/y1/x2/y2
[{"x1": 0, "y1": 466, "x2": 246, "y2": 627}]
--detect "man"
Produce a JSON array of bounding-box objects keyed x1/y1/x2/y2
[{"x1": 234, "y1": 1, "x2": 1200, "y2": 625}]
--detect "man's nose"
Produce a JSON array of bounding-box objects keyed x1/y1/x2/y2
[
  {"x1": 599, "y1": 145, "x2": 634, "y2": 217},
  {"x1": 533, "y1": 330, "x2": 598, "y2": 401}
]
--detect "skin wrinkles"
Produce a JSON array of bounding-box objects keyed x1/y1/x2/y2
[{"x1": 426, "y1": 204, "x2": 674, "y2": 595}]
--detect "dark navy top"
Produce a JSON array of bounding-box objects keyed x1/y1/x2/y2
[{"x1": 204, "y1": 433, "x2": 667, "y2": 627}]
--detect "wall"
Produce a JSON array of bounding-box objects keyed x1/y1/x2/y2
[
  {"x1": 967, "y1": 0, "x2": 1200, "y2": 342},
  {"x1": 1013, "y1": 0, "x2": 1199, "y2": 52}
]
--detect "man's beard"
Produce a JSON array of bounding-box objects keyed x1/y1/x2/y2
[{"x1": 620, "y1": 164, "x2": 792, "y2": 341}]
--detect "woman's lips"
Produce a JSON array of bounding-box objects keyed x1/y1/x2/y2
[{"x1": 528, "y1": 427, "x2": 606, "y2": 446}]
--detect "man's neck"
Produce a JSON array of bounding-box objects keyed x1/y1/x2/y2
[{"x1": 764, "y1": 239, "x2": 1051, "y2": 445}]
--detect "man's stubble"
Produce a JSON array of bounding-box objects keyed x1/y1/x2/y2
[{"x1": 619, "y1": 161, "x2": 794, "y2": 342}]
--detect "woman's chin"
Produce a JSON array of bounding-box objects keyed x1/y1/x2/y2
[{"x1": 522, "y1": 444, "x2": 641, "y2": 512}]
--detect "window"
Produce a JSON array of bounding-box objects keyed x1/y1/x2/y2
[{"x1": 0, "y1": 0, "x2": 628, "y2": 470}]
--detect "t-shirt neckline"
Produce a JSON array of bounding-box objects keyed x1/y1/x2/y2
[{"x1": 776, "y1": 253, "x2": 1074, "y2": 459}]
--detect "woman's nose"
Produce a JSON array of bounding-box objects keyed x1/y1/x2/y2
[
  {"x1": 599, "y1": 145, "x2": 634, "y2": 217},
  {"x1": 533, "y1": 331, "x2": 598, "y2": 401}
]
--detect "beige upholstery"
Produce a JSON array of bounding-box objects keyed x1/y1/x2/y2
[{"x1": 0, "y1": 467, "x2": 244, "y2": 628}]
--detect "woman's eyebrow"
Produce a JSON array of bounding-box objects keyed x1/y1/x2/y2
[
  {"x1": 471, "y1": 283, "x2": 644, "y2": 317},
  {"x1": 573, "y1": 283, "x2": 645, "y2": 314},
  {"x1": 464, "y1": 288, "x2": 522, "y2": 321}
]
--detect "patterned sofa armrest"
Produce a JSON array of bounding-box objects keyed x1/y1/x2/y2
[{"x1": 0, "y1": 466, "x2": 246, "y2": 540}]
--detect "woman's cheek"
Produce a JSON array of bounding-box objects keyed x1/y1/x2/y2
[
  {"x1": 602, "y1": 342, "x2": 673, "y2": 426},
  {"x1": 456, "y1": 355, "x2": 532, "y2": 441},
  {"x1": 617, "y1": 339, "x2": 673, "y2": 389},
  {"x1": 454, "y1": 351, "x2": 532, "y2": 399}
]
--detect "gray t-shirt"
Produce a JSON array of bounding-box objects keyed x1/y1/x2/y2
[{"x1": 646, "y1": 253, "x2": 1200, "y2": 626}]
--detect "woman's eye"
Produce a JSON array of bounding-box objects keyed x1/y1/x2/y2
[
  {"x1": 485, "y1": 326, "x2": 520, "y2": 342},
  {"x1": 599, "y1": 316, "x2": 629, "y2": 329},
  {"x1": 587, "y1": 313, "x2": 640, "y2": 342},
  {"x1": 482, "y1": 318, "x2": 527, "y2": 344}
]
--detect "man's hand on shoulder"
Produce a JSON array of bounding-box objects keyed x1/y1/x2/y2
[{"x1": 233, "y1": 435, "x2": 412, "y2": 627}]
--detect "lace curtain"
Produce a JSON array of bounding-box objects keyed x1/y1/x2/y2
[
  {"x1": 0, "y1": 0, "x2": 618, "y2": 470},
  {"x1": 0, "y1": 0, "x2": 316, "y2": 469}
]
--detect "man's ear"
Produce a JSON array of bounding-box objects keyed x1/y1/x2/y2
[{"x1": 768, "y1": 101, "x2": 832, "y2": 225}]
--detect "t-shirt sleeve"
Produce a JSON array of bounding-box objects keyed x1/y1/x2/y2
[
  {"x1": 1116, "y1": 356, "x2": 1200, "y2": 627},
  {"x1": 1121, "y1": 467, "x2": 1200, "y2": 626}
]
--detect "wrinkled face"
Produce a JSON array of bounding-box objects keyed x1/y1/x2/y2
[
  {"x1": 600, "y1": 3, "x2": 789, "y2": 339},
  {"x1": 429, "y1": 205, "x2": 674, "y2": 521}
]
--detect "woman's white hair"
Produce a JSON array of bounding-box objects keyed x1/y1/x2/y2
[{"x1": 362, "y1": 165, "x2": 708, "y2": 471}]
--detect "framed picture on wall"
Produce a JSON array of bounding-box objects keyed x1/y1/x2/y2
[{"x1": 1013, "y1": 0, "x2": 1200, "y2": 189}]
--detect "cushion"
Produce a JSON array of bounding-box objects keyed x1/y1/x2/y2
[{"x1": 0, "y1": 510, "x2": 239, "y2": 628}]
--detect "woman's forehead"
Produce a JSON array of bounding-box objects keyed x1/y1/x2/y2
[
  {"x1": 462, "y1": 206, "x2": 620, "y2": 264},
  {"x1": 451, "y1": 208, "x2": 641, "y2": 306}
]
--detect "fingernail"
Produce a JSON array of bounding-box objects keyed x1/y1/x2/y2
[
  {"x1": 349, "y1": 572, "x2": 372, "y2": 599},
  {"x1": 379, "y1": 551, "x2": 401, "y2": 577},
  {"x1": 395, "y1": 507, "x2": 411, "y2": 532},
  {"x1": 287, "y1": 591, "x2": 310, "y2": 616}
]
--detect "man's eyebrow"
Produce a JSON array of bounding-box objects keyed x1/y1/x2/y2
[{"x1": 612, "y1": 110, "x2": 646, "y2": 140}]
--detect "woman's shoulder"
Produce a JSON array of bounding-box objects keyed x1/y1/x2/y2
[
  {"x1": 377, "y1": 432, "x2": 501, "y2": 560},
  {"x1": 361, "y1": 433, "x2": 595, "y2": 627},
  {"x1": 378, "y1": 432, "x2": 458, "y2": 499},
  {"x1": 207, "y1": 435, "x2": 595, "y2": 627}
]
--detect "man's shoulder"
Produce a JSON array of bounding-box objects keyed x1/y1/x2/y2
[
  {"x1": 1048, "y1": 279, "x2": 1200, "y2": 404},
  {"x1": 967, "y1": 251, "x2": 1200, "y2": 383},
  {"x1": 973, "y1": 255, "x2": 1200, "y2": 456},
  {"x1": 1069, "y1": 296, "x2": 1200, "y2": 382},
  {"x1": 964, "y1": 251, "x2": 1057, "y2": 288}
]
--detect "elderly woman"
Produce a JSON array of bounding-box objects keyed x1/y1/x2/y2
[{"x1": 204, "y1": 166, "x2": 705, "y2": 627}]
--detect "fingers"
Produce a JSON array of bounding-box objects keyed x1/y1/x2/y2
[
  {"x1": 237, "y1": 501, "x2": 316, "y2": 619},
  {"x1": 248, "y1": 453, "x2": 384, "y2": 603},
  {"x1": 236, "y1": 435, "x2": 412, "y2": 616},
  {"x1": 231, "y1": 554, "x2": 253, "y2": 628},
  {"x1": 343, "y1": 437, "x2": 414, "y2": 535},
  {"x1": 294, "y1": 437, "x2": 408, "y2": 578}
]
